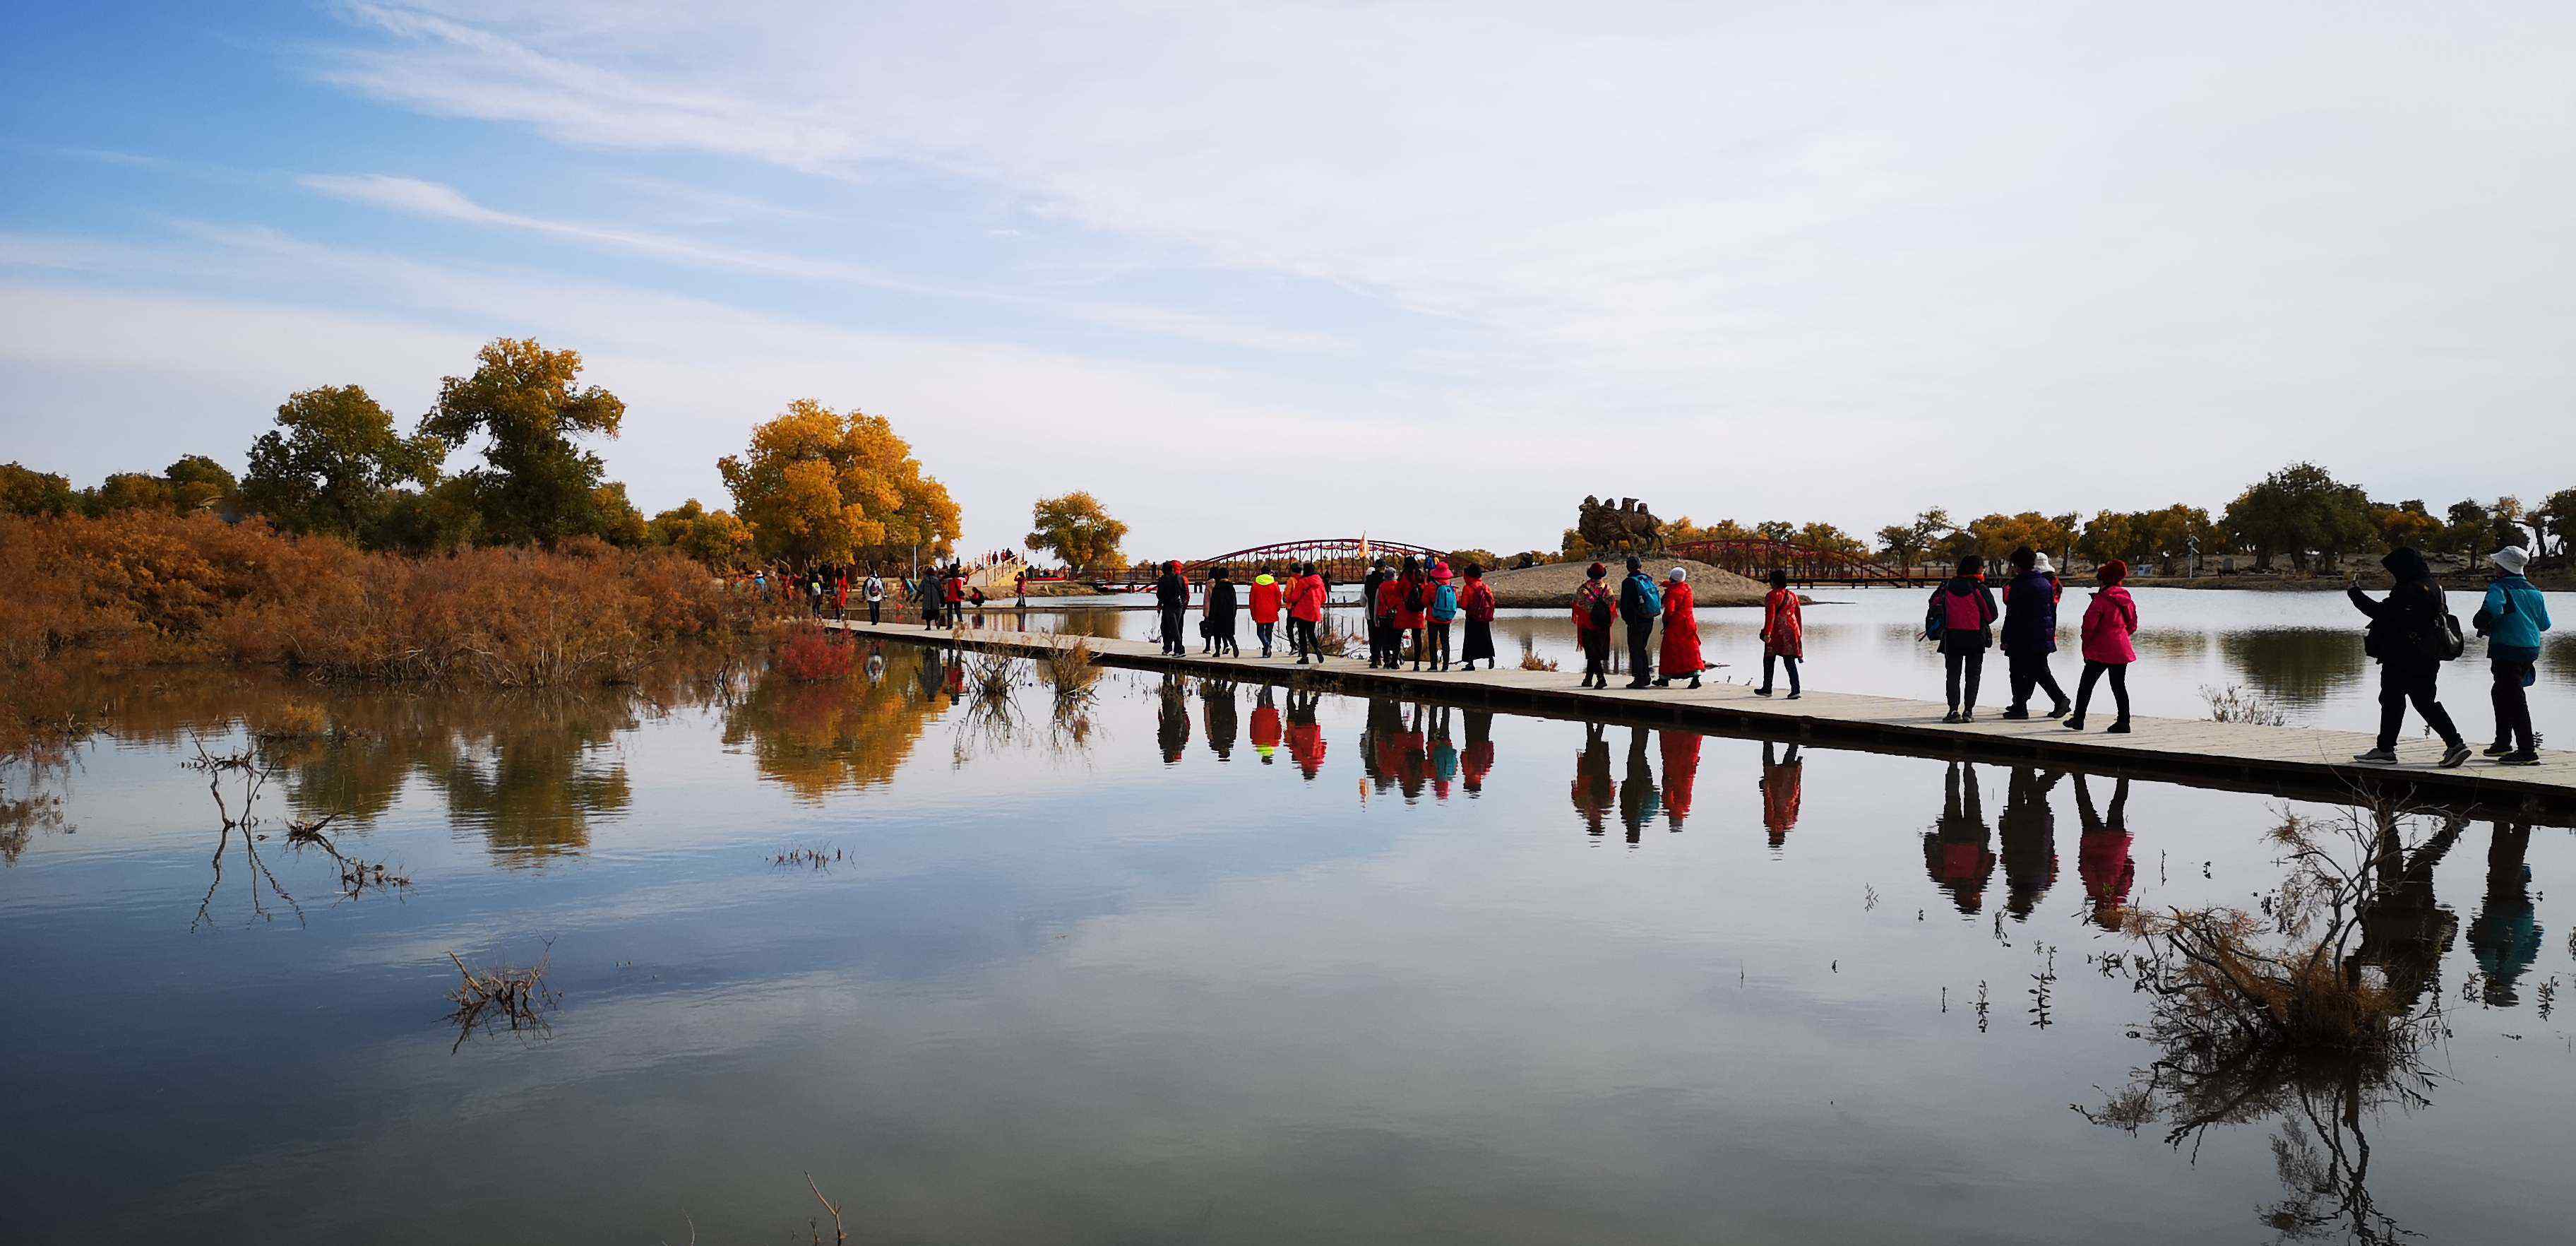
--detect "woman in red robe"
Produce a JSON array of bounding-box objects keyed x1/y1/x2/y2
[{"x1": 1655, "y1": 566, "x2": 1703, "y2": 689}]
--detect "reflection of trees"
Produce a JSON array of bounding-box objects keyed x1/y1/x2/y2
[
  {"x1": 424, "y1": 698, "x2": 637, "y2": 861},
  {"x1": 1, "y1": 761, "x2": 70, "y2": 865},
  {"x1": 721, "y1": 646, "x2": 947, "y2": 802},
  {"x1": 2216, "y1": 629, "x2": 2368, "y2": 708}
]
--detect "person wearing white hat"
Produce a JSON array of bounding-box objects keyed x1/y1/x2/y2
[{"x1": 2475, "y1": 545, "x2": 2551, "y2": 764}]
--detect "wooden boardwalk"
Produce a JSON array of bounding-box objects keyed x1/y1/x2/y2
[{"x1": 828, "y1": 618, "x2": 2576, "y2": 817}]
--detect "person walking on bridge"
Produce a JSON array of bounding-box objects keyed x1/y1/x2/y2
[
  {"x1": 1656, "y1": 565, "x2": 1702, "y2": 689},
  {"x1": 1205, "y1": 565, "x2": 1241, "y2": 657},
  {"x1": 1249, "y1": 566, "x2": 1284, "y2": 658},
  {"x1": 2476, "y1": 545, "x2": 2550, "y2": 765},
  {"x1": 1155, "y1": 559, "x2": 1191, "y2": 656},
  {"x1": 1426, "y1": 561, "x2": 1459, "y2": 671},
  {"x1": 1364, "y1": 557, "x2": 1397, "y2": 668},
  {"x1": 2349, "y1": 546, "x2": 2471, "y2": 767},
  {"x1": 1573, "y1": 562, "x2": 1614, "y2": 689},
  {"x1": 1290, "y1": 561, "x2": 1328, "y2": 663},
  {"x1": 1457, "y1": 564, "x2": 1497, "y2": 670},
  {"x1": 863, "y1": 566, "x2": 885, "y2": 624},
  {"x1": 1757, "y1": 568, "x2": 1801, "y2": 698},
  {"x1": 918, "y1": 564, "x2": 943, "y2": 629},
  {"x1": 2000, "y1": 545, "x2": 2071, "y2": 720},
  {"x1": 1928, "y1": 555, "x2": 1998, "y2": 723},
  {"x1": 2065, "y1": 559, "x2": 2136, "y2": 732},
  {"x1": 1617, "y1": 556, "x2": 1662, "y2": 689}
]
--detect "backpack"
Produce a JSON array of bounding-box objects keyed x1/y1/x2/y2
[
  {"x1": 1405, "y1": 581, "x2": 1426, "y2": 612},
  {"x1": 1626, "y1": 574, "x2": 1662, "y2": 619},
  {"x1": 1587, "y1": 591, "x2": 1612, "y2": 631},
  {"x1": 2419, "y1": 606, "x2": 2466, "y2": 662},
  {"x1": 1431, "y1": 583, "x2": 1460, "y2": 620}
]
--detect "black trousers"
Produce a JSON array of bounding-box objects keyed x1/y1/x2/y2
[
  {"x1": 1626, "y1": 622, "x2": 1654, "y2": 682},
  {"x1": 1159, "y1": 606, "x2": 1187, "y2": 654},
  {"x1": 867, "y1": 600, "x2": 881, "y2": 624},
  {"x1": 1580, "y1": 629, "x2": 1610, "y2": 680},
  {"x1": 2005, "y1": 649, "x2": 2067, "y2": 711},
  {"x1": 2376, "y1": 663, "x2": 2463, "y2": 751},
  {"x1": 1427, "y1": 621, "x2": 1450, "y2": 667},
  {"x1": 1762, "y1": 653, "x2": 1800, "y2": 694},
  {"x1": 2074, "y1": 660, "x2": 2128, "y2": 722},
  {"x1": 2491, "y1": 660, "x2": 2536, "y2": 752},
  {"x1": 1945, "y1": 650, "x2": 1985, "y2": 711}
]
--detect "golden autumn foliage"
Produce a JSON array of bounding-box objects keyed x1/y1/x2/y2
[
  {"x1": 718, "y1": 398, "x2": 960, "y2": 566},
  {"x1": 720, "y1": 646, "x2": 949, "y2": 801},
  {"x1": 0, "y1": 511, "x2": 763, "y2": 712},
  {"x1": 1024, "y1": 490, "x2": 1128, "y2": 571}
]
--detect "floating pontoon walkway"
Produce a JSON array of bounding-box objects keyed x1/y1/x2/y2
[{"x1": 828, "y1": 618, "x2": 2576, "y2": 816}]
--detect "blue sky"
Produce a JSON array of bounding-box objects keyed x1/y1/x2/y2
[{"x1": 6, "y1": 1, "x2": 2574, "y2": 557}]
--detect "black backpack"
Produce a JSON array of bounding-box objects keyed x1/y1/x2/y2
[{"x1": 1405, "y1": 581, "x2": 1426, "y2": 612}]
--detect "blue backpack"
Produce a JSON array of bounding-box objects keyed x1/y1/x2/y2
[
  {"x1": 1627, "y1": 574, "x2": 1662, "y2": 618},
  {"x1": 1431, "y1": 583, "x2": 1460, "y2": 621}
]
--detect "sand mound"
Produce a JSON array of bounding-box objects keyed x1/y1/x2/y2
[{"x1": 1480, "y1": 559, "x2": 1770, "y2": 609}]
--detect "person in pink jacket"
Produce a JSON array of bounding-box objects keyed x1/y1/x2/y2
[{"x1": 2065, "y1": 559, "x2": 2138, "y2": 733}]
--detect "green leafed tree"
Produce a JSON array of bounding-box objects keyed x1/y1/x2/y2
[
  {"x1": 0, "y1": 463, "x2": 79, "y2": 516},
  {"x1": 242, "y1": 385, "x2": 443, "y2": 538},
  {"x1": 2220, "y1": 463, "x2": 2377, "y2": 571},
  {"x1": 1023, "y1": 491, "x2": 1129, "y2": 572},
  {"x1": 420, "y1": 338, "x2": 628, "y2": 547}
]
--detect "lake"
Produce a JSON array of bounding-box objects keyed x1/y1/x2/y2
[{"x1": 1, "y1": 631, "x2": 2568, "y2": 1243}]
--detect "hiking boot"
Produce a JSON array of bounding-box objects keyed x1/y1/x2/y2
[
  {"x1": 2483, "y1": 741, "x2": 2515, "y2": 756},
  {"x1": 2438, "y1": 743, "x2": 2473, "y2": 769},
  {"x1": 1942, "y1": 711, "x2": 1961, "y2": 724},
  {"x1": 1999, "y1": 707, "x2": 2031, "y2": 720},
  {"x1": 2105, "y1": 720, "x2": 2130, "y2": 734},
  {"x1": 2353, "y1": 747, "x2": 2398, "y2": 764},
  {"x1": 2498, "y1": 749, "x2": 2540, "y2": 766}
]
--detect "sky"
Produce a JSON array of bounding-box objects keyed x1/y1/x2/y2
[{"x1": 4, "y1": 1, "x2": 2572, "y2": 559}]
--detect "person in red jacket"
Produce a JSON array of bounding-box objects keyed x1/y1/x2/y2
[
  {"x1": 1758, "y1": 569, "x2": 1801, "y2": 699},
  {"x1": 1289, "y1": 562, "x2": 1329, "y2": 664},
  {"x1": 1655, "y1": 565, "x2": 1703, "y2": 689},
  {"x1": 1572, "y1": 562, "x2": 1614, "y2": 688},
  {"x1": 1248, "y1": 566, "x2": 1285, "y2": 658},
  {"x1": 1457, "y1": 564, "x2": 1498, "y2": 669}
]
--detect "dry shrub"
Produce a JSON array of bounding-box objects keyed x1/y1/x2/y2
[
  {"x1": 1038, "y1": 631, "x2": 1102, "y2": 702},
  {"x1": 773, "y1": 626, "x2": 855, "y2": 682},
  {"x1": 445, "y1": 947, "x2": 560, "y2": 1050},
  {"x1": 0, "y1": 511, "x2": 761, "y2": 692},
  {"x1": 1518, "y1": 636, "x2": 1558, "y2": 672},
  {"x1": 2202, "y1": 683, "x2": 2288, "y2": 727}
]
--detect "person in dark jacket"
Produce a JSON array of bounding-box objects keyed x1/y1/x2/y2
[
  {"x1": 1999, "y1": 546, "x2": 2071, "y2": 720},
  {"x1": 919, "y1": 564, "x2": 943, "y2": 629},
  {"x1": 2348, "y1": 546, "x2": 2469, "y2": 766},
  {"x1": 1204, "y1": 565, "x2": 1241, "y2": 657},
  {"x1": 1155, "y1": 560, "x2": 1191, "y2": 656},
  {"x1": 2476, "y1": 545, "x2": 2551, "y2": 764},
  {"x1": 1616, "y1": 555, "x2": 1662, "y2": 689},
  {"x1": 1927, "y1": 555, "x2": 2000, "y2": 723},
  {"x1": 1361, "y1": 557, "x2": 1395, "y2": 668}
]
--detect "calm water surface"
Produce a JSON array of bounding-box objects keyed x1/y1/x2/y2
[
  {"x1": 1008, "y1": 586, "x2": 2576, "y2": 729},
  {"x1": 2, "y1": 646, "x2": 2569, "y2": 1243}
]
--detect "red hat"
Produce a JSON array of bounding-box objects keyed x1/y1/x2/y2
[
  {"x1": 2100, "y1": 559, "x2": 2128, "y2": 584},
  {"x1": 1586, "y1": 562, "x2": 1607, "y2": 578}
]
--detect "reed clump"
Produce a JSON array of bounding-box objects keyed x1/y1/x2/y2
[{"x1": 444, "y1": 947, "x2": 559, "y2": 1048}]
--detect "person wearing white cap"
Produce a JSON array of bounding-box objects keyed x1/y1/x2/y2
[{"x1": 2474, "y1": 545, "x2": 2551, "y2": 764}]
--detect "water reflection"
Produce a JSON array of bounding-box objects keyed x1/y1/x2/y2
[
  {"x1": 1155, "y1": 675, "x2": 1190, "y2": 765},
  {"x1": 2467, "y1": 820, "x2": 2541, "y2": 1006},
  {"x1": 1756, "y1": 741, "x2": 1798, "y2": 848},
  {"x1": 721, "y1": 645, "x2": 948, "y2": 802},
  {"x1": 2214, "y1": 628, "x2": 2368, "y2": 707},
  {"x1": 1924, "y1": 763, "x2": 1995, "y2": 914},
  {"x1": 1998, "y1": 767, "x2": 2063, "y2": 920},
  {"x1": 1284, "y1": 687, "x2": 1327, "y2": 778},
  {"x1": 1200, "y1": 679, "x2": 1238, "y2": 761},
  {"x1": 2074, "y1": 775, "x2": 2135, "y2": 931}
]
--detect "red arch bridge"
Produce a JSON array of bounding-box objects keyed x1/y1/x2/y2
[{"x1": 1056, "y1": 537, "x2": 1936, "y2": 591}]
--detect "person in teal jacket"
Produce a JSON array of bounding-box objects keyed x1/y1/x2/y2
[{"x1": 2476, "y1": 545, "x2": 2551, "y2": 764}]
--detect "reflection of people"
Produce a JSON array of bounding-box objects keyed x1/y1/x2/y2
[
  {"x1": 1997, "y1": 766, "x2": 2063, "y2": 920},
  {"x1": 1395, "y1": 704, "x2": 1431, "y2": 801},
  {"x1": 1428, "y1": 706, "x2": 1458, "y2": 800},
  {"x1": 2467, "y1": 820, "x2": 2543, "y2": 1006},
  {"x1": 2073, "y1": 773, "x2": 2134, "y2": 930},
  {"x1": 1284, "y1": 687, "x2": 1327, "y2": 778},
  {"x1": 1660, "y1": 729, "x2": 1702, "y2": 829},
  {"x1": 1250, "y1": 685, "x2": 1281, "y2": 764},
  {"x1": 1616, "y1": 725, "x2": 1661, "y2": 842},
  {"x1": 1924, "y1": 761, "x2": 1994, "y2": 913},
  {"x1": 1758, "y1": 741, "x2": 1801, "y2": 849},
  {"x1": 1155, "y1": 675, "x2": 1190, "y2": 764},
  {"x1": 1201, "y1": 678, "x2": 1238, "y2": 760},
  {"x1": 1361, "y1": 696, "x2": 1405, "y2": 795},
  {"x1": 2350, "y1": 809, "x2": 2465, "y2": 1007},
  {"x1": 1461, "y1": 711, "x2": 1495, "y2": 795},
  {"x1": 1570, "y1": 723, "x2": 1614, "y2": 836}
]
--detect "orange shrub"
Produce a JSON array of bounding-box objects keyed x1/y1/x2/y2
[{"x1": 772, "y1": 625, "x2": 854, "y2": 682}]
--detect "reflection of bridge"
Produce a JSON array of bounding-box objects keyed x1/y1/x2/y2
[
  {"x1": 1086, "y1": 538, "x2": 1446, "y2": 591},
  {"x1": 1664, "y1": 539, "x2": 1940, "y2": 587}
]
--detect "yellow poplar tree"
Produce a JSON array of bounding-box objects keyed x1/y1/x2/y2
[{"x1": 718, "y1": 399, "x2": 960, "y2": 566}]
